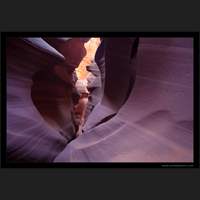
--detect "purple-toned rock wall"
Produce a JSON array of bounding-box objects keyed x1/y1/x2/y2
[
  {"x1": 6, "y1": 37, "x2": 193, "y2": 163},
  {"x1": 54, "y1": 38, "x2": 193, "y2": 162},
  {"x1": 6, "y1": 38, "x2": 86, "y2": 162}
]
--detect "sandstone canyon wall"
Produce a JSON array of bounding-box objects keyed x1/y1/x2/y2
[
  {"x1": 6, "y1": 37, "x2": 193, "y2": 163},
  {"x1": 54, "y1": 38, "x2": 193, "y2": 162},
  {"x1": 6, "y1": 37, "x2": 86, "y2": 162}
]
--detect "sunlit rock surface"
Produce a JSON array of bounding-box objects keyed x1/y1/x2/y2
[
  {"x1": 75, "y1": 38, "x2": 101, "y2": 80},
  {"x1": 54, "y1": 38, "x2": 193, "y2": 162}
]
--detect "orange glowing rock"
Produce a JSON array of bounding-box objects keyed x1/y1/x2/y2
[{"x1": 76, "y1": 38, "x2": 101, "y2": 80}]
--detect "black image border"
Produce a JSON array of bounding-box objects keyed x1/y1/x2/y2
[{"x1": 1, "y1": 32, "x2": 199, "y2": 168}]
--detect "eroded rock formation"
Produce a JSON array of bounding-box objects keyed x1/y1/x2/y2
[
  {"x1": 6, "y1": 37, "x2": 193, "y2": 163},
  {"x1": 6, "y1": 37, "x2": 86, "y2": 162},
  {"x1": 55, "y1": 38, "x2": 193, "y2": 162}
]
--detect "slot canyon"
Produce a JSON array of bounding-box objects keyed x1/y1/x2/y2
[{"x1": 6, "y1": 37, "x2": 193, "y2": 163}]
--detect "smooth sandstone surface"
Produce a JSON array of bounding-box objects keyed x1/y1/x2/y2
[
  {"x1": 6, "y1": 38, "x2": 85, "y2": 162},
  {"x1": 6, "y1": 37, "x2": 193, "y2": 163},
  {"x1": 54, "y1": 38, "x2": 193, "y2": 162}
]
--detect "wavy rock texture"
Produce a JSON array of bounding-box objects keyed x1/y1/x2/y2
[
  {"x1": 6, "y1": 38, "x2": 84, "y2": 162},
  {"x1": 54, "y1": 38, "x2": 193, "y2": 162},
  {"x1": 6, "y1": 37, "x2": 193, "y2": 163}
]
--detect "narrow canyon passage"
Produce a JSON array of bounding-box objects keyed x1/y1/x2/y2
[{"x1": 6, "y1": 37, "x2": 193, "y2": 163}]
